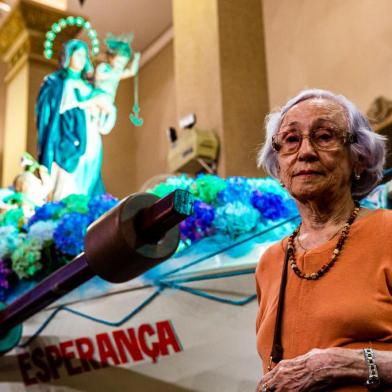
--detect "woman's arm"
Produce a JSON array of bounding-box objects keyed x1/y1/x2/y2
[{"x1": 257, "y1": 347, "x2": 392, "y2": 391}]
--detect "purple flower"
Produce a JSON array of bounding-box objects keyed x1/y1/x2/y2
[
  {"x1": 179, "y1": 201, "x2": 215, "y2": 243},
  {"x1": 0, "y1": 259, "x2": 11, "y2": 301}
]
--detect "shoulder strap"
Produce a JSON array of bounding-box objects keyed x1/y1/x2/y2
[{"x1": 268, "y1": 241, "x2": 290, "y2": 371}]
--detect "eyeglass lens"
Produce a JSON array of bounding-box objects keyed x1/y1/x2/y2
[{"x1": 275, "y1": 128, "x2": 343, "y2": 154}]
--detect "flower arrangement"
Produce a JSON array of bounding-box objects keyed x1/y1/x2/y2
[{"x1": 0, "y1": 193, "x2": 118, "y2": 301}]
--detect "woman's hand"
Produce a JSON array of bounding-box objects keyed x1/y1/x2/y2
[{"x1": 256, "y1": 348, "x2": 367, "y2": 392}]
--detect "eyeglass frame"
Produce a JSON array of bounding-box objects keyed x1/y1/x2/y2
[{"x1": 271, "y1": 128, "x2": 357, "y2": 155}]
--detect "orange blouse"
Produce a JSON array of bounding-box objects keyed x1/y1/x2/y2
[{"x1": 255, "y1": 209, "x2": 392, "y2": 391}]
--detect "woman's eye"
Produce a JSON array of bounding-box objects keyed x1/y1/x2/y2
[
  {"x1": 313, "y1": 128, "x2": 335, "y2": 141},
  {"x1": 285, "y1": 134, "x2": 300, "y2": 143}
]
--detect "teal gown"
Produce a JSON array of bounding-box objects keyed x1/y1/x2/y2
[{"x1": 36, "y1": 69, "x2": 105, "y2": 200}]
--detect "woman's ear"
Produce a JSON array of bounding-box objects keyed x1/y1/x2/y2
[
  {"x1": 352, "y1": 161, "x2": 365, "y2": 181},
  {"x1": 357, "y1": 154, "x2": 366, "y2": 168}
]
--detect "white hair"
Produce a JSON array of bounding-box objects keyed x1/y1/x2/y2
[{"x1": 257, "y1": 89, "x2": 387, "y2": 199}]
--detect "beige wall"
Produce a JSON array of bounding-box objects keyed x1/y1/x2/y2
[
  {"x1": 3, "y1": 63, "x2": 29, "y2": 186},
  {"x1": 102, "y1": 41, "x2": 176, "y2": 198},
  {"x1": 262, "y1": 0, "x2": 392, "y2": 112},
  {"x1": 100, "y1": 70, "x2": 137, "y2": 198},
  {"x1": 0, "y1": 60, "x2": 55, "y2": 186},
  {"x1": 27, "y1": 61, "x2": 56, "y2": 157},
  {"x1": 0, "y1": 62, "x2": 5, "y2": 185}
]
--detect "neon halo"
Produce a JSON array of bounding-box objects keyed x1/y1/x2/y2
[{"x1": 43, "y1": 16, "x2": 100, "y2": 59}]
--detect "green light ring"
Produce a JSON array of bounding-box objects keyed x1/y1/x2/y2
[{"x1": 43, "y1": 16, "x2": 100, "y2": 60}]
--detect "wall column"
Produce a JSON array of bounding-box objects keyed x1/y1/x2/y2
[{"x1": 173, "y1": 0, "x2": 269, "y2": 177}]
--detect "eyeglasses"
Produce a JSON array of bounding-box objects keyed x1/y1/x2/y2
[{"x1": 271, "y1": 128, "x2": 356, "y2": 155}]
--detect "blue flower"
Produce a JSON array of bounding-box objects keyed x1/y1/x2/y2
[
  {"x1": 88, "y1": 193, "x2": 118, "y2": 223},
  {"x1": 28, "y1": 201, "x2": 65, "y2": 226},
  {"x1": 53, "y1": 213, "x2": 90, "y2": 256},
  {"x1": 217, "y1": 176, "x2": 252, "y2": 204},
  {"x1": 251, "y1": 190, "x2": 295, "y2": 220},
  {"x1": 214, "y1": 201, "x2": 260, "y2": 238},
  {"x1": 248, "y1": 177, "x2": 292, "y2": 199}
]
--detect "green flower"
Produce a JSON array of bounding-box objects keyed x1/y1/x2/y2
[
  {"x1": 148, "y1": 175, "x2": 193, "y2": 198},
  {"x1": 0, "y1": 208, "x2": 25, "y2": 229},
  {"x1": 11, "y1": 238, "x2": 43, "y2": 279},
  {"x1": 149, "y1": 183, "x2": 176, "y2": 198},
  {"x1": 60, "y1": 194, "x2": 89, "y2": 215},
  {"x1": 190, "y1": 175, "x2": 226, "y2": 204}
]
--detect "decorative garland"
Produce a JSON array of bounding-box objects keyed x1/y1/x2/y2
[{"x1": 43, "y1": 16, "x2": 100, "y2": 60}]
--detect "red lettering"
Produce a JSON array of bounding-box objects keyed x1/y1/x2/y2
[
  {"x1": 75, "y1": 337, "x2": 101, "y2": 372},
  {"x1": 60, "y1": 340, "x2": 83, "y2": 376},
  {"x1": 31, "y1": 347, "x2": 51, "y2": 382},
  {"x1": 113, "y1": 328, "x2": 143, "y2": 364},
  {"x1": 45, "y1": 345, "x2": 63, "y2": 379},
  {"x1": 138, "y1": 324, "x2": 159, "y2": 363},
  {"x1": 96, "y1": 333, "x2": 120, "y2": 367},
  {"x1": 17, "y1": 352, "x2": 37, "y2": 386},
  {"x1": 157, "y1": 320, "x2": 182, "y2": 356}
]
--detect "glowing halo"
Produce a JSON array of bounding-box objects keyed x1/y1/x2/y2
[{"x1": 43, "y1": 15, "x2": 100, "y2": 60}]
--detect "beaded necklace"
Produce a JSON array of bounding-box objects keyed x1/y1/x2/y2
[{"x1": 287, "y1": 202, "x2": 360, "y2": 280}]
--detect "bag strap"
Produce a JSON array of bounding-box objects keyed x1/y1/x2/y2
[{"x1": 268, "y1": 241, "x2": 290, "y2": 371}]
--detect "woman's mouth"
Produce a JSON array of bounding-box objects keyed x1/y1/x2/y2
[{"x1": 294, "y1": 170, "x2": 323, "y2": 177}]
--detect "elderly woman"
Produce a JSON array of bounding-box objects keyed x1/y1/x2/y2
[{"x1": 255, "y1": 89, "x2": 392, "y2": 391}]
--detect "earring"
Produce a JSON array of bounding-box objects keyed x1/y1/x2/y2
[{"x1": 354, "y1": 172, "x2": 361, "y2": 180}]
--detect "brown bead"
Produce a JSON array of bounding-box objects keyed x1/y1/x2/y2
[{"x1": 288, "y1": 204, "x2": 360, "y2": 281}]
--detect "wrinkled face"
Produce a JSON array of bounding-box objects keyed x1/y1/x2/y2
[
  {"x1": 276, "y1": 98, "x2": 354, "y2": 203},
  {"x1": 69, "y1": 47, "x2": 87, "y2": 72},
  {"x1": 111, "y1": 55, "x2": 129, "y2": 70}
]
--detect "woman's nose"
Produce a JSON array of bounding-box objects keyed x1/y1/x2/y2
[{"x1": 298, "y1": 135, "x2": 318, "y2": 160}]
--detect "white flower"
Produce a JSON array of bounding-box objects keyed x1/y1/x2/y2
[
  {"x1": 27, "y1": 220, "x2": 57, "y2": 246},
  {"x1": 0, "y1": 226, "x2": 25, "y2": 259}
]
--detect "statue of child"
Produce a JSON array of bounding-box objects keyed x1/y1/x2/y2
[{"x1": 92, "y1": 33, "x2": 141, "y2": 134}]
